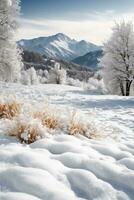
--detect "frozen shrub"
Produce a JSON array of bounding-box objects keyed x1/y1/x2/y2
[
  {"x1": 67, "y1": 77, "x2": 83, "y2": 87},
  {"x1": 8, "y1": 119, "x2": 45, "y2": 144},
  {"x1": 67, "y1": 111, "x2": 99, "y2": 139},
  {"x1": 68, "y1": 111, "x2": 87, "y2": 136},
  {"x1": 84, "y1": 77, "x2": 106, "y2": 94},
  {"x1": 21, "y1": 67, "x2": 39, "y2": 85},
  {"x1": 33, "y1": 110, "x2": 62, "y2": 130},
  {"x1": 48, "y1": 62, "x2": 66, "y2": 84},
  {"x1": 21, "y1": 70, "x2": 30, "y2": 85}
]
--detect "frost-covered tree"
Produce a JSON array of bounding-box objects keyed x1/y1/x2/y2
[
  {"x1": 0, "y1": 0, "x2": 22, "y2": 82},
  {"x1": 100, "y1": 22, "x2": 134, "y2": 96},
  {"x1": 48, "y1": 63, "x2": 66, "y2": 84},
  {"x1": 29, "y1": 67, "x2": 39, "y2": 85},
  {"x1": 21, "y1": 68, "x2": 39, "y2": 85}
]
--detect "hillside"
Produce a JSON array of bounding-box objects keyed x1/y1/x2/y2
[
  {"x1": 72, "y1": 49, "x2": 103, "y2": 69},
  {"x1": 22, "y1": 50, "x2": 94, "y2": 81}
]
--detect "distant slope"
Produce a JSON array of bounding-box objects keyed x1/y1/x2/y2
[
  {"x1": 72, "y1": 49, "x2": 103, "y2": 69},
  {"x1": 22, "y1": 50, "x2": 94, "y2": 81},
  {"x1": 18, "y1": 33, "x2": 101, "y2": 61}
]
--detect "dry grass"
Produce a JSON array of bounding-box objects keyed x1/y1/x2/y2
[
  {"x1": 68, "y1": 111, "x2": 87, "y2": 136},
  {"x1": 0, "y1": 100, "x2": 21, "y2": 119},
  {"x1": 68, "y1": 122, "x2": 86, "y2": 135},
  {"x1": 87, "y1": 124, "x2": 100, "y2": 139},
  {"x1": 9, "y1": 120, "x2": 44, "y2": 144},
  {"x1": 33, "y1": 111, "x2": 61, "y2": 130},
  {"x1": 3, "y1": 98, "x2": 101, "y2": 143},
  {"x1": 68, "y1": 111, "x2": 99, "y2": 139}
]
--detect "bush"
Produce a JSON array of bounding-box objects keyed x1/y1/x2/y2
[
  {"x1": 84, "y1": 78, "x2": 107, "y2": 94},
  {"x1": 8, "y1": 119, "x2": 45, "y2": 144},
  {"x1": 68, "y1": 111, "x2": 86, "y2": 135},
  {"x1": 67, "y1": 111, "x2": 99, "y2": 139},
  {"x1": 48, "y1": 62, "x2": 66, "y2": 84},
  {"x1": 0, "y1": 98, "x2": 21, "y2": 119},
  {"x1": 21, "y1": 67, "x2": 39, "y2": 85},
  {"x1": 33, "y1": 110, "x2": 62, "y2": 130}
]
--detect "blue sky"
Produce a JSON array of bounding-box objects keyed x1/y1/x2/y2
[{"x1": 18, "y1": 0, "x2": 134, "y2": 44}]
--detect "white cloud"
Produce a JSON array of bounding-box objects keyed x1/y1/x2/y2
[{"x1": 17, "y1": 11, "x2": 134, "y2": 45}]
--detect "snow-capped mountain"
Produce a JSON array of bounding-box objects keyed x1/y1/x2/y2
[
  {"x1": 19, "y1": 33, "x2": 101, "y2": 61},
  {"x1": 72, "y1": 49, "x2": 103, "y2": 69}
]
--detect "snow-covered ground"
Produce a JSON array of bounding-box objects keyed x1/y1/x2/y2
[{"x1": 0, "y1": 83, "x2": 134, "y2": 200}]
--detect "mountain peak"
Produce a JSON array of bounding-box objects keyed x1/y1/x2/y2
[
  {"x1": 19, "y1": 33, "x2": 101, "y2": 61},
  {"x1": 54, "y1": 33, "x2": 71, "y2": 41}
]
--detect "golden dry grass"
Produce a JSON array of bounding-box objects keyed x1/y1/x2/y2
[
  {"x1": 33, "y1": 111, "x2": 60, "y2": 130},
  {"x1": 68, "y1": 111, "x2": 86, "y2": 136},
  {"x1": 9, "y1": 121, "x2": 43, "y2": 144},
  {"x1": 0, "y1": 100, "x2": 21, "y2": 119},
  {"x1": 68, "y1": 111, "x2": 99, "y2": 139},
  {"x1": 3, "y1": 98, "x2": 101, "y2": 143},
  {"x1": 68, "y1": 122, "x2": 86, "y2": 135}
]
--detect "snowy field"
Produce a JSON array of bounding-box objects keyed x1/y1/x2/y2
[{"x1": 0, "y1": 83, "x2": 134, "y2": 200}]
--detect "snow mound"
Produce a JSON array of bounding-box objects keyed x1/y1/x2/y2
[{"x1": 0, "y1": 134, "x2": 134, "y2": 200}]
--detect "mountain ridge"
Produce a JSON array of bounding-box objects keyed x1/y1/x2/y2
[
  {"x1": 19, "y1": 33, "x2": 101, "y2": 61},
  {"x1": 72, "y1": 49, "x2": 103, "y2": 69}
]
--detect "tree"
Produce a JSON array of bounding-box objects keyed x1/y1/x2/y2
[
  {"x1": 0, "y1": 0, "x2": 22, "y2": 82},
  {"x1": 100, "y1": 22, "x2": 134, "y2": 96},
  {"x1": 48, "y1": 62, "x2": 66, "y2": 84},
  {"x1": 21, "y1": 67, "x2": 39, "y2": 85}
]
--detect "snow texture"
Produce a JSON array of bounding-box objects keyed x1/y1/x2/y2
[{"x1": 0, "y1": 83, "x2": 134, "y2": 200}]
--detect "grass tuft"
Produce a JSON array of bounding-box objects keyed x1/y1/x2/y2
[
  {"x1": 8, "y1": 120, "x2": 44, "y2": 144},
  {"x1": 0, "y1": 99, "x2": 21, "y2": 119}
]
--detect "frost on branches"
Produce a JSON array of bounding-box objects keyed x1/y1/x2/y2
[
  {"x1": 48, "y1": 62, "x2": 66, "y2": 84},
  {"x1": 0, "y1": 0, "x2": 22, "y2": 82},
  {"x1": 21, "y1": 67, "x2": 39, "y2": 85},
  {"x1": 101, "y1": 22, "x2": 134, "y2": 96}
]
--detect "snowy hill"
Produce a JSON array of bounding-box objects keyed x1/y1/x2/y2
[
  {"x1": 0, "y1": 83, "x2": 134, "y2": 200},
  {"x1": 19, "y1": 33, "x2": 101, "y2": 61},
  {"x1": 72, "y1": 49, "x2": 103, "y2": 69}
]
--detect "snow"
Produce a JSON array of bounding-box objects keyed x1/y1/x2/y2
[{"x1": 0, "y1": 83, "x2": 134, "y2": 200}]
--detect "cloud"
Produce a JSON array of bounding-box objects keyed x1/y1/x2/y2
[{"x1": 17, "y1": 11, "x2": 134, "y2": 45}]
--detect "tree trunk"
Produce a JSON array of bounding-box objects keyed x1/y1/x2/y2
[
  {"x1": 126, "y1": 80, "x2": 132, "y2": 96},
  {"x1": 120, "y1": 81, "x2": 125, "y2": 96}
]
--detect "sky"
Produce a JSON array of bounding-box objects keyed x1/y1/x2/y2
[{"x1": 18, "y1": 0, "x2": 134, "y2": 44}]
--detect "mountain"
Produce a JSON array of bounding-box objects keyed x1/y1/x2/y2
[
  {"x1": 72, "y1": 49, "x2": 103, "y2": 69},
  {"x1": 18, "y1": 33, "x2": 101, "y2": 61}
]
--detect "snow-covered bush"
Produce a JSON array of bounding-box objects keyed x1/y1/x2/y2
[
  {"x1": 67, "y1": 76, "x2": 106, "y2": 94},
  {"x1": 85, "y1": 77, "x2": 106, "y2": 94},
  {"x1": 33, "y1": 111, "x2": 62, "y2": 130},
  {"x1": 0, "y1": 0, "x2": 23, "y2": 82},
  {"x1": 48, "y1": 63, "x2": 66, "y2": 84},
  {"x1": 67, "y1": 111, "x2": 98, "y2": 139},
  {"x1": 67, "y1": 77, "x2": 84, "y2": 87},
  {"x1": 33, "y1": 103, "x2": 65, "y2": 131},
  {"x1": 8, "y1": 118, "x2": 45, "y2": 144},
  {"x1": 100, "y1": 21, "x2": 134, "y2": 96},
  {"x1": 37, "y1": 69, "x2": 49, "y2": 84},
  {"x1": 29, "y1": 67, "x2": 39, "y2": 85},
  {"x1": 21, "y1": 67, "x2": 39, "y2": 85}
]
